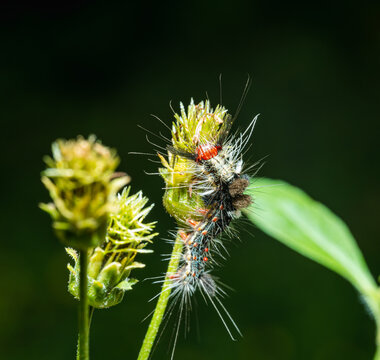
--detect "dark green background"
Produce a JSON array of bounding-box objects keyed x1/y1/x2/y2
[{"x1": 1, "y1": 1, "x2": 379, "y2": 359}]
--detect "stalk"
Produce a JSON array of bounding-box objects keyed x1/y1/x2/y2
[
  {"x1": 137, "y1": 234, "x2": 183, "y2": 360},
  {"x1": 78, "y1": 250, "x2": 90, "y2": 360},
  {"x1": 374, "y1": 316, "x2": 380, "y2": 360},
  {"x1": 374, "y1": 346, "x2": 380, "y2": 360}
]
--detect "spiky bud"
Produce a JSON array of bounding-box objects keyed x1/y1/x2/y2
[
  {"x1": 67, "y1": 187, "x2": 158, "y2": 308},
  {"x1": 159, "y1": 100, "x2": 230, "y2": 224},
  {"x1": 171, "y1": 99, "x2": 230, "y2": 153},
  {"x1": 40, "y1": 135, "x2": 130, "y2": 250}
]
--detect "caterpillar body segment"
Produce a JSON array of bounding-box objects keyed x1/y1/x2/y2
[{"x1": 168, "y1": 139, "x2": 252, "y2": 297}]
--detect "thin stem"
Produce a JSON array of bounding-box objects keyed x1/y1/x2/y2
[
  {"x1": 78, "y1": 249, "x2": 90, "y2": 360},
  {"x1": 374, "y1": 347, "x2": 380, "y2": 360},
  {"x1": 76, "y1": 306, "x2": 95, "y2": 360},
  {"x1": 89, "y1": 306, "x2": 95, "y2": 328},
  {"x1": 370, "y1": 289, "x2": 380, "y2": 360},
  {"x1": 374, "y1": 317, "x2": 380, "y2": 360},
  {"x1": 375, "y1": 333, "x2": 380, "y2": 360},
  {"x1": 137, "y1": 233, "x2": 183, "y2": 360}
]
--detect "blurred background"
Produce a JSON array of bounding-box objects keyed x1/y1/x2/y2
[{"x1": 1, "y1": 1, "x2": 379, "y2": 359}]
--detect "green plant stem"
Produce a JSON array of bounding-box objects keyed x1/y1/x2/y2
[
  {"x1": 78, "y1": 249, "x2": 90, "y2": 360},
  {"x1": 375, "y1": 335, "x2": 380, "y2": 360},
  {"x1": 368, "y1": 290, "x2": 380, "y2": 360},
  {"x1": 374, "y1": 316, "x2": 380, "y2": 360},
  {"x1": 375, "y1": 345, "x2": 380, "y2": 360},
  {"x1": 76, "y1": 306, "x2": 95, "y2": 360},
  {"x1": 137, "y1": 233, "x2": 183, "y2": 360}
]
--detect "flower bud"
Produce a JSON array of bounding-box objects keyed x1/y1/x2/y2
[
  {"x1": 171, "y1": 99, "x2": 230, "y2": 153},
  {"x1": 159, "y1": 152, "x2": 204, "y2": 225},
  {"x1": 159, "y1": 100, "x2": 229, "y2": 224},
  {"x1": 40, "y1": 135, "x2": 130, "y2": 250},
  {"x1": 66, "y1": 187, "x2": 158, "y2": 308}
]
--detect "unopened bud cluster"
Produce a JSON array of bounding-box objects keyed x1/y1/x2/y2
[
  {"x1": 159, "y1": 100, "x2": 229, "y2": 223},
  {"x1": 40, "y1": 135, "x2": 130, "y2": 250},
  {"x1": 41, "y1": 135, "x2": 158, "y2": 308},
  {"x1": 67, "y1": 187, "x2": 158, "y2": 308}
]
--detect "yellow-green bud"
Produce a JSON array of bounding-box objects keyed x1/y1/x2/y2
[
  {"x1": 66, "y1": 187, "x2": 158, "y2": 308},
  {"x1": 40, "y1": 135, "x2": 130, "y2": 250},
  {"x1": 159, "y1": 152, "x2": 203, "y2": 225},
  {"x1": 159, "y1": 99, "x2": 230, "y2": 224},
  {"x1": 171, "y1": 99, "x2": 230, "y2": 154}
]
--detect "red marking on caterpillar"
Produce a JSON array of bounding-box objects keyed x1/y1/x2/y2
[
  {"x1": 196, "y1": 143, "x2": 222, "y2": 162},
  {"x1": 187, "y1": 219, "x2": 200, "y2": 228},
  {"x1": 197, "y1": 208, "x2": 210, "y2": 215},
  {"x1": 179, "y1": 231, "x2": 187, "y2": 241}
]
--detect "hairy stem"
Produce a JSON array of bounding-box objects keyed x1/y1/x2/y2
[
  {"x1": 78, "y1": 250, "x2": 90, "y2": 360},
  {"x1": 76, "y1": 306, "x2": 95, "y2": 360},
  {"x1": 137, "y1": 233, "x2": 183, "y2": 360}
]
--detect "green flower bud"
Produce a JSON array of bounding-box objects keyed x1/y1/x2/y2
[
  {"x1": 66, "y1": 187, "x2": 158, "y2": 308},
  {"x1": 40, "y1": 135, "x2": 130, "y2": 250},
  {"x1": 171, "y1": 99, "x2": 230, "y2": 153},
  {"x1": 159, "y1": 152, "x2": 204, "y2": 225},
  {"x1": 159, "y1": 100, "x2": 230, "y2": 224}
]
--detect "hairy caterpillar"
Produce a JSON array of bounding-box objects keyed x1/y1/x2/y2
[{"x1": 150, "y1": 96, "x2": 259, "y2": 358}]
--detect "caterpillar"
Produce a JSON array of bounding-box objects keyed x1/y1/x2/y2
[{"x1": 152, "y1": 97, "x2": 259, "y2": 358}]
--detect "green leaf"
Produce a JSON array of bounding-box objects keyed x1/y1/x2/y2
[
  {"x1": 116, "y1": 278, "x2": 138, "y2": 291},
  {"x1": 243, "y1": 178, "x2": 378, "y2": 314}
]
